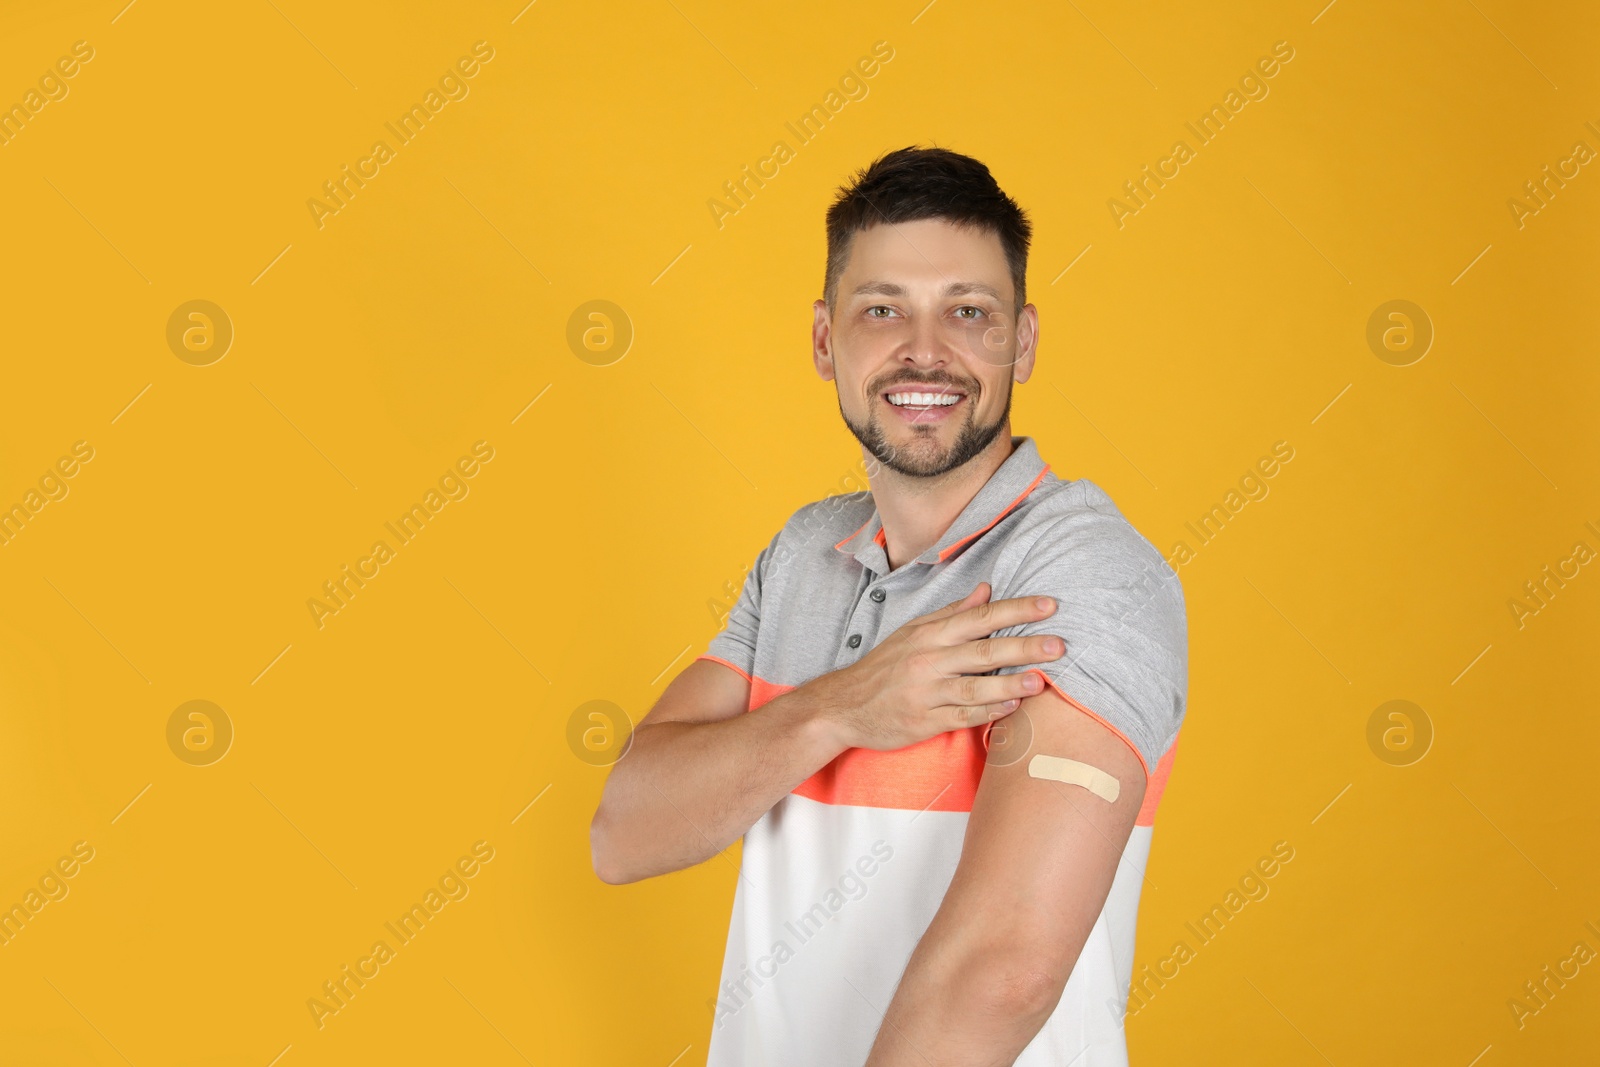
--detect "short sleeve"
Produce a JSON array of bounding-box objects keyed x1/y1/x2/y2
[
  {"x1": 697, "y1": 528, "x2": 782, "y2": 681},
  {"x1": 992, "y1": 509, "x2": 1188, "y2": 774}
]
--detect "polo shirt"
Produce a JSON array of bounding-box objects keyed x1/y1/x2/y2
[{"x1": 697, "y1": 435, "x2": 1188, "y2": 1067}]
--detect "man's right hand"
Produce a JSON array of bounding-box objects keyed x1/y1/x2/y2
[{"x1": 811, "y1": 581, "x2": 1066, "y2": 752}]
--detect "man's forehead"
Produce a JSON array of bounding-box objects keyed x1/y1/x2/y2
[
  {"x1": 840, "y1": 219, "x2": 1011, "y2": 299},
  {"x1": 850, "y1": 278, "x2": 1005, "y2": 302}
]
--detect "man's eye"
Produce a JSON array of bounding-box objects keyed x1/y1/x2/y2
[
  {"x1": 865, "y1": 306, "x2": 896, "y2": 319},
  {"x1": 954, "y1": 306, "x2": 985, "y2": 320}
]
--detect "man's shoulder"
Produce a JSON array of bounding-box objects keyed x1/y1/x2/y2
[
  {"x1": 1009, "y1": 476, "x2": 1180, "y2": 593},
  {"x1": 996, "y1": 476, "x2": 1189, "y2": 770}
]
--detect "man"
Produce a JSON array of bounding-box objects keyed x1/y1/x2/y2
[{"x1": 591, "y1": 145, "x2": 1188, "y2": 1066}]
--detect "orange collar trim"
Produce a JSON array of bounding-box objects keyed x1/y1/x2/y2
[
  {"x1": 832, "y1": 438, "x2": 1054, "y2": 565},
  {"x1": 935, "y1": 463, "x2": 1051, "y2": 563}
]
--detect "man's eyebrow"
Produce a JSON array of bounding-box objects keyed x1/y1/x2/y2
[{"x1": 851, "y1": 280, "x2": 1005, "y2": 301}]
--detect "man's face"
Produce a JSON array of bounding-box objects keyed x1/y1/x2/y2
[{"x1": 813, "y1": 217, "x2": 1038, "y2": 478}]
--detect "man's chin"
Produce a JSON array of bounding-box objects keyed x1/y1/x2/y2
[
  {"x1": 839, "y1": 393, "x2": 1009, "y2": 480},
  {"x1": 867, "y1": 427, "x2": 971, "y2": 478}
]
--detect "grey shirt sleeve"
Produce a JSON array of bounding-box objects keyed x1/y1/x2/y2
[
  {"x1": 700, "y1": 528, "x2": 783, "y2": 679},
  {"x1": 991, "y1": 507, "x2": 1189, "y2": 773}
]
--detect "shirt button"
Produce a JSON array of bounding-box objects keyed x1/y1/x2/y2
[
  {"x1": 869, "y1": 588, "x2": 886, "y2": 602},
  {"x1": 847, "y1": 634, "x2": 862, "y2": 649}
]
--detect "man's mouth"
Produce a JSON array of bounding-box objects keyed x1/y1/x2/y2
[
  {"x1": 884, "y1": 389, "x2": 964, "y2": 406},
  {"x1": 881, "y1": 387, "x2": 968, "y2": 423}
]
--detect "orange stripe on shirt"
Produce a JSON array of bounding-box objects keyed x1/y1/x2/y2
[
  {"x1": 698, "y1": 655, "x2": 1177, "y2": 824},
  {"x1": 793, "y1": 728, "x2": 988, "y2": 812},
  {"x1": 699, "y1": 654, "x2": 982, "y2": 812},
  {"x1": 695, "y1": 653, "x2": 797, "y2": 713},
  {"x1": 1135, "y1": 733, "x2": 1179, "y2": 827}
]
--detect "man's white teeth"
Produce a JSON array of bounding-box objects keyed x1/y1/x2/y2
[{"x1": 887, "y1": 392, "x2": 962, "y2": 407}]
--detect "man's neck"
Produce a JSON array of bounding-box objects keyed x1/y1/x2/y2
[{"x1": 868, "y1": 428, "x2": 1016, "y2": 571}]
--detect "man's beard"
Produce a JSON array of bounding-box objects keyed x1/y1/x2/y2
[{"x1": 840, "y1": 379, "x2": 1012, "y2": 478}]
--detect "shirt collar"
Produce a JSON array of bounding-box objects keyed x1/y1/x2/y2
[{"x1": 832, "y1": 436, "x2": 1053, "y2": 573}]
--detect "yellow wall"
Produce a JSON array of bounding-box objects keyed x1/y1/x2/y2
[{"x1": 0, "y1": 1, "x2": 1595, "y2": 1063}]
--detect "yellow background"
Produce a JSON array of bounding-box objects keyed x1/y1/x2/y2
[{"x1": 1, "y1": 0, "x2": 1596, "y2": 1063}]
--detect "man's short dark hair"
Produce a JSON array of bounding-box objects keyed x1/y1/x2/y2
[{"x1": 823, "y1": 145, "x2": 1033, "y2": 316}]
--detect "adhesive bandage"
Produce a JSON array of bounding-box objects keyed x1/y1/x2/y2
[{"x1": 1027, "y1": 754, "x2": 1120, "y2": 803}]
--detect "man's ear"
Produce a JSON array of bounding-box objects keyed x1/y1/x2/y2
[
  {"x1": 812, "y1": 298, "x2": 836, "y2": 382},
  {"x1": 1012, "y1": 303, "x2": 1040, "y2": 385}
]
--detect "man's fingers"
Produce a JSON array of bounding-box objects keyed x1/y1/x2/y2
[
  {"x1": 946, "y1": 698, "x2": 1021, "y2": 730},
  {"x1": 938, "y1": 593, "x2": 1058, "y2": 643},
  {"x1": 934, "y1": 670, "x2": 1045, "y2": 712},
  {"x1": 944, "y1": 634, "x2": 1068, "y2": 676},
  {"x1": 906, "y1": 582, "x2": 990, "y2": 627}
]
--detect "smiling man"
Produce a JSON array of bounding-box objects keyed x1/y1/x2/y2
[{"x1": 591, "y1": 146, "x2": 1189, "y2": 1066}]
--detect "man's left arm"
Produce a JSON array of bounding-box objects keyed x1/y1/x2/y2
[
  {"x1": 864, "y1": 511, "x2": 1187, "y2": 1065},
  {"x1": 861, "y1": 681, "x2": 1148, "y2": 1066}
]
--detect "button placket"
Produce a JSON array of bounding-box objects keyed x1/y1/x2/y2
[{"x1": 843, "y1": 577, "x2": 886, "y2": 658}]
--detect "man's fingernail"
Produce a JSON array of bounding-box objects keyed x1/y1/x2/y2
[{"x1": 1036, "y1": 597, "x2": 1054, "y2": 611}]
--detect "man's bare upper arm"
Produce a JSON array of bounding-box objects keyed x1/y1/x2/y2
[
  {"x1": 637, "y1": 658, "x2": 752, "y2": 729},
  {"x1": 933, "y1": 683, "x2": 1149, "y2": 970}
]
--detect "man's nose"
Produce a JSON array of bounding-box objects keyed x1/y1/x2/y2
[{"x1": 901, "y1": 312, "x2": 951, "y2": 369}]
